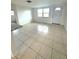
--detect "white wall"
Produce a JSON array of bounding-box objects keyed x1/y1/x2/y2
[
  {"x1": 31, "y1": 2, "x2": 67, "y2": 26},
  {"x1": 15, "y1": 5, "x2": 32, "y2": 25},
  {"x1": 63, "y1": 3, "x2": 67, "y2": 30},
  {"x1": 11, "y1": 4, "x2": 19, "y2": 24}
]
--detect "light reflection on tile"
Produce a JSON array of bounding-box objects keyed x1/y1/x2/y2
[
  {"x1": 12, "y1": 29, "x2": 20, "y2": 34},
  {"x1": 11, "y1": 23, "x2": 67, "y2": 59},
  {"x1": 37, "y1": 25, "x2": 48, "y2": 34}
]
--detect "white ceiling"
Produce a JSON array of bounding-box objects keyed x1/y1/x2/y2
[{"x1": 12, "y1": 0, "x2": 66, "y2": 7}]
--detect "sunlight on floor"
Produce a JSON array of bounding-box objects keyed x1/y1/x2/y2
[
  {"x1": 12, "y1": 29, "x2": 19, "y2": 34},
  {"x1": 37, "y1": 25, "x2": 48, "y2": 34},
  {"x1": 11, "y1": 23, "x2": 67, "y2": 59}
]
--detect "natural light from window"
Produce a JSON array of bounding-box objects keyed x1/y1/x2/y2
[
  {"x1": 19, "y1": 10, "x2": 32, "y2": 25},
  {"x1": 37, "y1": 8, "x2": 49, "y2": 17},
  {"x1": 37, "y1": 25, "x2": 48, "y2": 34},
  {"x1": 43, "y1": 8, "x2": 49, "y2": 17},
  {"x1": 55, "y1": 7, "x2": 61, "y2": 11},
  {"x1": 13, "y1": 29, "x2": 19, "y2": 35},
  {"x1": 37, "y1": 9, "x2": 42, "y2": 17}
]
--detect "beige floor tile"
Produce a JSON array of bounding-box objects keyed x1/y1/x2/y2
[
  {"x1": 30, "y1": 41, "x2": 42, "y2": 53},
  {"x1": 23, "y1": 38, "x2": 34, "y2": 48},
  {"x1": 36, "y1": 55, "x2": 44, "y2": 59},
  {"x1": 12, "y1": 33, "x2": 28, "y2": 43},
  {"x1": 36, "y1": 37, "x2": 53, "y2": 48},
  {"x1": 53, "y1": 41, "x2": 67, "y2": 55},
  {"x1": 12, "y1": 23, "x2": 67, "y2": 59},
  {"x1": 11, "y1": 57, "x2": 16, "y2": 59},
  {"x1": 15, "y1": 40, "x2": 35, "y2": 58},
  {"x1": 53, "y1": 35, "x2": 66, "y2": 47},
  {"x1": 52, "y1": 50, "x2": 66, "y2": 59},
  {"x1": 13, "y1": 44, "x2": 30, "y2": 59},
  {"x1": 20, "y1": 48, "x2": 37, "y2": 59},
  {"x1": 42, "y1": 39, "x2": 53, "y2": 48},
  {"x1": 11, "y1": 38, "x2": 24, "y2": 55},
  {"x1": 36, "y1": 37, "x2": 45, "y2": 42},
  {"x1": 39, "y1": 44, "x2": 52, "y2": 59}
]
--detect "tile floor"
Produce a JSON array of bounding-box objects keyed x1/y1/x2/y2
[{"x1": 11, "y1": 23, "x2": 67, "y2": 59}]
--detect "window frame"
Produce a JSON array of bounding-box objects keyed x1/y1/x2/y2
[{"x1": 37, "y1": 8, "x2": 49, "y2": 17}]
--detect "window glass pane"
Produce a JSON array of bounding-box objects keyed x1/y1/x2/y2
[
  {"x1": 37, "y1": 9, "x2": 42, "y2": 17},
  {"x1": 55, "y1": 7, "x2": 61, "y2": 11},
  {"x1": 11, "y1": 10, "x2": 14, "y2": 15},
  {"x1": 43, "y1": 8, "x2": 49, "y2": 17},
  {"x1": 44, "y1": 14, "x2": 49, "y2": 17}
]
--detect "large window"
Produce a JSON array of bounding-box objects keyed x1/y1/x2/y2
[
  {"x1": 37, "y1": 9, "x2": 42, "y2": 17},
  {"x1": 37, "y1": 8, "x2": 49, "y2": 17},
  {"x1": 55, "y1": 7, "x2": 61, "y2": 11}
]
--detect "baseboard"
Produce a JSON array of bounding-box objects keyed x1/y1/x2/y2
[{"x1": 52, "y1": 23, "x2": 62, "y2": 25}]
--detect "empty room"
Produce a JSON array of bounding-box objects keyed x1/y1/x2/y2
[{"x1": 11, "y1": 0, "x2": 67, "y2": 59}]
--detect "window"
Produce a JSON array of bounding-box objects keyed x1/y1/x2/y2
[
  {"x1": 43, "y1": 8, "x2": 49, "y2": 17},
  {"x1": 55, "y1": 7, "x2": 61, "y2": 11},
  {"x1": 37, "y1": 9, "x2": 42, "y2": 17},
  {"x1": 11, "y1": 10, "x2": 14, "y2": 15},
  {"x1": 37, "y1": 8, "x2": 49, "y2": 17}
]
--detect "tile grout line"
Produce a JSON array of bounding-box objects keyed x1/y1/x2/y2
[
  {"x1": 51, "y1": 39, "x2": 54, "y2": 59},
  {"x1": 29, "y1": 47, "x2": 45, "y2": 59},
  {"x1": 35, "y1": 45, "x2": 42, "y2": 59},
  {"x1": 51, "y1": 48, "x2": 53, "y2": 59},
  {"x1": 34, "y1": 39, "x2": 54, "y2": 49},
  {"x1": 53, "y1": 38, "x2": 67, "y2": 57},
  {"x1": 12, "y1": 23, "x2": 67, "y2": 59}
]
